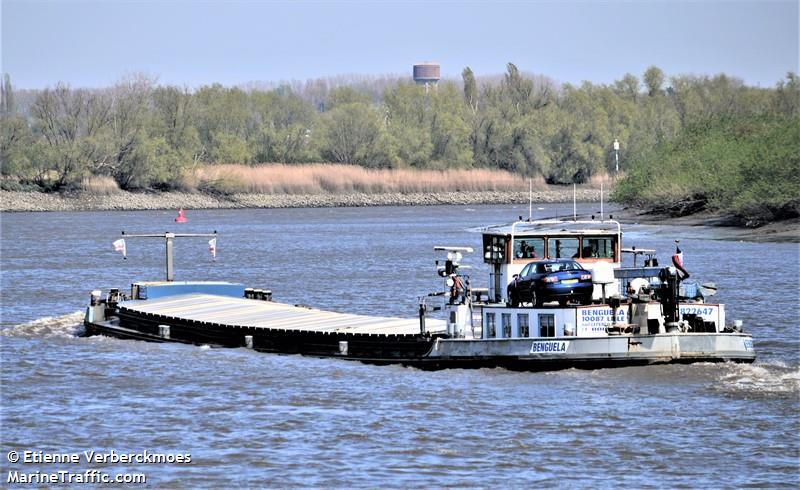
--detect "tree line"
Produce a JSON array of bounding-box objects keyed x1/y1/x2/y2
[{"x1": 0, "y1": 66, "x2": 797, "y2": 194}]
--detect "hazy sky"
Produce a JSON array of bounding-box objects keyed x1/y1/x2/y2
[{"x1": 2, "y1": 0, "x2": 798, "y2": 89}]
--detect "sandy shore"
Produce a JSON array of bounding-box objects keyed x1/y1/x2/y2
[
  {"x1": 612, "y1": 206, "x2": 800, "y2": 243},
  {"x1": 0, "y1": 188, "x2": 603, "y2": 212}
]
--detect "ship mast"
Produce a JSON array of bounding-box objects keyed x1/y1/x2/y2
[{"x1": 120, "y1": 231, "x2": 217, "y2": 282}]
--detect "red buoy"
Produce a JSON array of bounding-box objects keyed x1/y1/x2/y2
[{"x1": 175, "y1": 208, "x2": 188, "y2": 223}]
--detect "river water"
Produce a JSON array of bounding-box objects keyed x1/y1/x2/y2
[{"x1": 1, "y1": 204, "x2": 798, "y2": 488}]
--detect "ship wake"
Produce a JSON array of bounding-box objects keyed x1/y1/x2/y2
[
  {"x1": 2, "y1": 312, "x2": 85, "y2": 338},
  {"x1": 715, "y1": 361, "x2": 800, "y2": 398}
]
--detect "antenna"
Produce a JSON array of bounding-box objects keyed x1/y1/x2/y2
[
  {"x1": 573, "y1": 183, "x2": 577, "y2": 221},
  {"x1": 528, "y1": 178, "x2": 532, "y2": 221},
  {"x1": 600, "y1": 182, "x2": 604, "y2": 221},
  {"x1": 120, "y1": 231, "x2": 217, "y2": 282}
]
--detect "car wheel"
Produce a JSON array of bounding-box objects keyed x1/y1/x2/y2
[{"x1": 558, "y1": 298, "x2": 568, "y2": 306}]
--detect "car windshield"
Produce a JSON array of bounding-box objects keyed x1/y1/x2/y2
[{"x1": 536, "y1": 261, "x2": 582, "y2": 273}]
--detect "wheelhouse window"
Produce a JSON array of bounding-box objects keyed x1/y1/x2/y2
[
  {"x1": 513, "y1": 237, "x2": 544, "y2": 259},
  {"x1": 580, "y1": 236, "x2": 616, "y2": 259},
  {"x1": 486, "y1": 313, "x2": 496, "y2": 338},
  {"x1": 518, "y1": 314, "x2": 529, "y2": 337},
  {"x1": 539, "y1": 314, "x2": 555, "y2": 338},
  {"x1": 483, "y1": 235, "x2": 507, "y2": 264},
  {"x1": 548, "y1": 238, "x2": 579, "y2": 259},
  {"x1": 502, "y1": 313, "x2": 512, "y2": 338}
]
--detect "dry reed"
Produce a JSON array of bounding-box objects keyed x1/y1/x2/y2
[
  {"x1": 585, "y1": 171, "x2": 626, "y2": 188},
  {"x1": 188, "y1": 164, "x2": 534, "y2": 195},
  {"x1": 79, "y1": 175, "x2": 121, "y2": 195}
]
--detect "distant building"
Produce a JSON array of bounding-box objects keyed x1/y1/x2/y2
[{"x1": 413, "y1": 63, "x2": 440, "y2": 92}]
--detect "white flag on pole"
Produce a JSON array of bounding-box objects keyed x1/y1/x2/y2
[
  {"x1": 112, "y1": 238, "x2": 127, "y2": 259},
  {"x1": 208, "y1": 238, "x2": 217, "y2": 260}
]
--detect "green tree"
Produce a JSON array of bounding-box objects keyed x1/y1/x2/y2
[
  {"x1": 29, "y1": 84, "x2": 112, "y2": 188},
  {"x1": 318, "y1": 102, "x2": 392, "y2": 167},
  {"x1": 209, "y1": 131, "x2": 250, "y2": 164},
  {"x1": 152, "y1": 86, "x2": 200, "y2": 153},
  {"x1": 151, "y1": 85, "x2": 204, "y2": 184},
  {"x1": 383, "y1": 83, "x2": 431, "y2": 167},
  {"x1": 0, "y1": 114, "x2": 33, "y2": 177},
  {"x1": 105, "y1": 76, "x2": 157, "y2": 188},
  {"x1": 194, "y1": 84, "x2": 252, "y2": 163},
  {"x1": 540, "y1": 83, "x2": 607, "y2": 183},
  {"x1": 250, "y1": 88, "x2": 317, "y2": 163},
  {"x1": 615, "y1": 114, "x2": 799, "y2": 224},
  {"x1": 1, "y1": 73, "x2": 15, "y2": 115},
  {"x1": 613, "y1": 73, "x2": 640, "y2": 103},
  {"x1": 472, "y1": 66, "x2": 559, "y2": 178},
  {"x1": 644, "y1": 66, "x2": 665, "y2": 97},
  {"x1": 462, "y1": 67, "x2": 478, "y2": 114},
  {"x1": 429, "y1": 83, "x2": 472, "y2": 168},
  {"x1": 324, "y1": 87, "x2": 371, "y2": 111},
  {"x1": 503, "y1": 63, "x2": 534, "y2": 115},
  {"x1": 4, "y1": 65, "x2": 795, "y2": 204},
  {"x1": 773, "y1": 72, "x2": 799, "y2": 116}
]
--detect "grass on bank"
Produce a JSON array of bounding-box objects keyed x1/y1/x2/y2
[
  {"x1": 186, "y1": 164, "x2": 539, "y2": 195},
  {"x1": 613, "y1": 114, "x2": 800, "y2": 225}
]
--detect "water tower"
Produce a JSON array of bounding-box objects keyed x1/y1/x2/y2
[{"x1": 413, "y1": 62, "x2": 440, "y2": 92}]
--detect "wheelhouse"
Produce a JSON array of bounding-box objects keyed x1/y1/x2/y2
[{"x1": 480, "y1": 220, "x2": 622, "y2": 303}]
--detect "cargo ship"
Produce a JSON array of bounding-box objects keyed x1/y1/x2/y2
[{"x1": 84, "y1": 220, "x2": 755, "y2": 370}]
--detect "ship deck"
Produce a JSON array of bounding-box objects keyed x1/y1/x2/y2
[{"x1": 118, "y1": 293, "x2": 444, "y2": 336}]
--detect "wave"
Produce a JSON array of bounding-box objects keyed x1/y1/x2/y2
[
  {"x1": 715, "y1": 361, "x2": 800, "y2": 397},
  {"x1": 1, "y1": 312, "x2": 85, "y2": 338}
]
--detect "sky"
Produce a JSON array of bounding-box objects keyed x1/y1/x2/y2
[{"x1": 1, "y1": 0, "x2": 798, "y2": 89}]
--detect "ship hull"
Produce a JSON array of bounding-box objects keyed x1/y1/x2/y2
[{"x1": 85, "y1": 312, "x2": 755, "y2": 371}]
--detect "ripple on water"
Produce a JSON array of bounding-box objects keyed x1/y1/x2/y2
[{"x1": 1, "y1": 206, "x2": 798, "y2": 488}]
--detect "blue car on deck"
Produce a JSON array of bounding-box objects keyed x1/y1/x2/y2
[{"x1": 507, "y1": 259, "x2": 593, "y2": 307}]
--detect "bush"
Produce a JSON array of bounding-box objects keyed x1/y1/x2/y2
[
  {"x1": 0, "y1": 179, "x2": 42, "y2": 192},
  {"x1": 196, "y1": 176, "x2": 248, "y2": 195},
  {"x1": 613, "y1": 114, "x2": 800, "y2": 224}
]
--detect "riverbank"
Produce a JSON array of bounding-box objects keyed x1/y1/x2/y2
[
  {"x1": 612, "y1": 206, "x2": 800, "y2": 243},
  {"x1": 3, "y1": 189, "x2": 797, "y2": 242},
  {"x1": 0, "y1": 188, "x2": 602, "y2": 212}
]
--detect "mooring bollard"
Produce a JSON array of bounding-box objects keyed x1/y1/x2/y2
[
  {"x1": 158, "y1": 325, "x2": 170, "y2": 339},
  {"x1": 245, "y1": 335, "x2": 254, "y2": 349}
]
